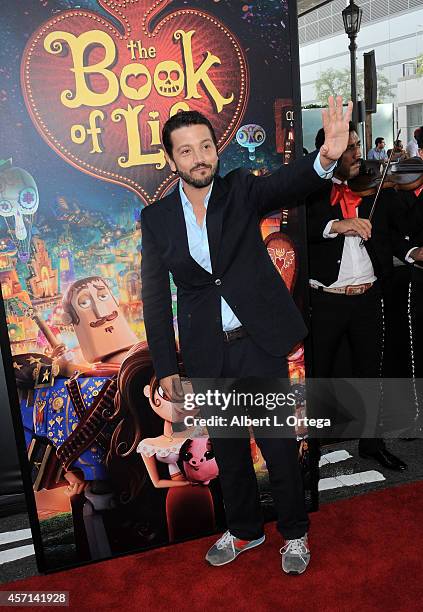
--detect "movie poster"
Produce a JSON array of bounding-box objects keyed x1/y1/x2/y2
[{"x1": 0, "y1": 0, "x2": 308, "y2": 572}]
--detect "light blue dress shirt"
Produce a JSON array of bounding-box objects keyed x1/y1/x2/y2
[
  {"x1": 179, "y1": 154, "x2": 336, "y2": 332},
  {"x1": 179, "y1": 180, "x2": 242, "y2": 331},
  {"x1": 367, "y1": 147, "x2": 388, "y2": 161}
]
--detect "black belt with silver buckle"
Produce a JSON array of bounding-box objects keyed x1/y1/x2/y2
[{"x1": 223, "y1": 326, "x2": 248, "y2": 343}]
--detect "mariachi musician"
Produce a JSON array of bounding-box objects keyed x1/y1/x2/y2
[{"x1": 306, "y1": 123, "x2": 423, "y2": 469}]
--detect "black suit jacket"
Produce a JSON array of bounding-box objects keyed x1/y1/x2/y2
[
  {"x1": 400, "y1": 189, "x2": 423, "y2": 245},
  {"x1": 140, "y1": 152, "x2": 330, "y2": 379},
  {"x1": 306, "y1": 183, "x2": 412, "y2": 287}
]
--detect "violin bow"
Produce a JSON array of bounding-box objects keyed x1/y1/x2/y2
[{"x1": 360, "y1": 128, "x2": 401, "y2": 247}]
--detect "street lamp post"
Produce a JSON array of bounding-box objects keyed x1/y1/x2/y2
[{"x1": 342, "y1": 0, "x2": 363, "y2": 125}]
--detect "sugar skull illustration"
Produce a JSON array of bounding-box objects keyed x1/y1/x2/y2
[{"x1": 236, "y1": 124, "x2": 266, "y2": 161}]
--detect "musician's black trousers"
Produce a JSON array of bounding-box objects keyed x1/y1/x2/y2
[
  {"x1": 309, "y1": 282, "x2": 384, "y2": 453},
  {"x1": 410, "y1": 269, "x2": 423, "y2": 426},
  {"x1": 198, "y1": 334, "x2": 309, "y2": 541}
]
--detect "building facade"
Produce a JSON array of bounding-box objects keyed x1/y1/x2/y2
[{"x1": 299, "y1": 0, "x2": 423, "y2": 142}]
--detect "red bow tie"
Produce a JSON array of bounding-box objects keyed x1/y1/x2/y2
[
  {"x1": 415, "y1": 185, "x2": 423, "y2": 198},
  {"x1": 330, "y1": 183, "x2": 362, "y2": 219}
]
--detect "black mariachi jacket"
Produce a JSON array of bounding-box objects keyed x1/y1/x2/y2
[{"x1": 399, "y1": 189, "x2": 423, "y2": 245}]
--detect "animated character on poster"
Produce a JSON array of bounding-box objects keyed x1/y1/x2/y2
[
  {"x1": 236, "y1": 124, "x2": 266, "y2": 161},
  {"x1": 55, "y1": 275, "x2": 140, "y2": 501},
  {"x1": 10, "y1": 226, "x2": 223, "y2": 560},
  {"x1": 0, "y1": 159, "x2": 39, "y2": 263},
  {"x1": 134, "y1": 354, "x2": 219, "y2": 542},
  {"x1": 20, "y1": 273, "x2": 140, "y2": 486},
  {"x1": 61, "y1": 276, "x2": 138, "y2": 366},
  {"x1": 15, "y1": 277, "x2": 164, "y2": 560},
  {"x1": 179, "y1": 438, "x2": 219, "y2": 485}
]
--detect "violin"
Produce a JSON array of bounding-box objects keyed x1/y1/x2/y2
[
  {"x1": 346, "y1": 129, "x2": 423, "y2": 245},
  {"x1": 348, "y1": 157, "x2": 423, "y2": 197}
]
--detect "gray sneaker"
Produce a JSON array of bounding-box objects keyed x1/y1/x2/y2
[
  {"x1": 280, "y1": 534, "x2": 310, "y2": 575},
  {"x1": 205, "y1": 530, "x2": 265, "y2": 567}
]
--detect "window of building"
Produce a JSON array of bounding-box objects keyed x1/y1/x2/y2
[
  {"x1": 403, "y1": 62, "x2": 416, "y2": 77},
  {"x1": 407, "y1": 103, "x2": 423, "y2": 140}
]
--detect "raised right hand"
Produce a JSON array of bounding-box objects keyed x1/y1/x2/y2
[
  {"x1": 331, "y1": 218, "x2": 372, "y2": 240},
  {"x1": 159, "y1": 373, "x2": 184, "y2": 402}
]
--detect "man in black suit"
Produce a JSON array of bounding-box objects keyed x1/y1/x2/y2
[
  {"x1": 307, "y1": 124, "x2": 423, "y2": 467},
  {"x1": 141, "y1": 97, "x2": 351, "y2": 575}
]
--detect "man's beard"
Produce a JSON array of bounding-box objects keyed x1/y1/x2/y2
[
  {"x1": 176, "y1": 161, "x2": 219, "y2": 188},
  {"x1": 348, "y1": 161, "x2": 362, "y2": 179},
  {"x1": 336, "y1": 160, "x2": 360, "y2": 181}
]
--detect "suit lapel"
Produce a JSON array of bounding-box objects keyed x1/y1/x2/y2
[
  {"x1": 164, "y1": 188, "x2": 206, "y2": 275},
  {"x1": 164, "y1": 176, "x2": 228, "y2": 275},
  {"x1": 333, "y1": 202, "x2": 343, "y2": 219},
  {"x1": 164, "y1": 186, "x2": 190, "y2": 252},
  {"x1": 358, "y1": 196, "x2": 372, "y2": 219},
  {"x1": 205, "y1": 176, "x2": 228, "y2": 273}
]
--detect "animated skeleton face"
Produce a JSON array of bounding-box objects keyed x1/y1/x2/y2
[
  {"x1": 154, "y1": 61, "x2": 184, "y2": 96},
  {"x1": 236, "y1": 124, "x2": 266, "y2": 161},
  {"x1": 0, "y1": 167, "x2": 39, "y2": 240}
]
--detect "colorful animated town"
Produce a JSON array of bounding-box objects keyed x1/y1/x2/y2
[{"x1": 0, "y1": 158, "x2": 159, "y2": 355}]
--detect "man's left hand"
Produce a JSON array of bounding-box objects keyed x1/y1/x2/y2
[
  {"x1": 63, "y1": 471, "x2": 87, "y2": 497},
  {"x1": 320, "y1": 95, "x2": 353, "y2": 169},
  {"x1": 410, "y1": 247, "x2": 423, "y2": 262}
]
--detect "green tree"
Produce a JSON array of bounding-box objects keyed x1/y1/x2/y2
[
  {"x1": 314, "y1": 67, "x2": 393, "y2": 106},
  {"x1": 417, "y1": 55, "x2": 423, "y2": 76}
]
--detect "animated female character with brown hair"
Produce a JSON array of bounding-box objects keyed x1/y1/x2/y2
[{"x1": 110, "y1": 340, "x2": 219, "y2": 542}]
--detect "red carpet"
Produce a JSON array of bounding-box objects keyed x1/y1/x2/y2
[{"x1": 3, "y1": 481, "x2": 423, "y2": 611}]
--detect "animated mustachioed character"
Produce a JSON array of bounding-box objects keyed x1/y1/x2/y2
[{"x1": 62, "y1": 276, "x2": 138, "y2": 364}]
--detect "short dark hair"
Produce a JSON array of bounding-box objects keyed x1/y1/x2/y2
[
  {"x1": 414, "y1": 127, "x2": 422, "y2": 139},
  {"x1": 375, "y1": 137, "x2": 384, "y2": 146},
  {"x1": 314, "y1": 121, "x2": 357, "y2": 150},
  {"x1": 416, "y1": 129, "x2": 423, "y2": 150},
  {"x1": 162, "y1": 110, "x2": 218, "y2": 158}
]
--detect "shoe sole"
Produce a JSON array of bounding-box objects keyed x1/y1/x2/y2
[{"x1": 206, "y1": 535, "x2": 266, "y2": 567}]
